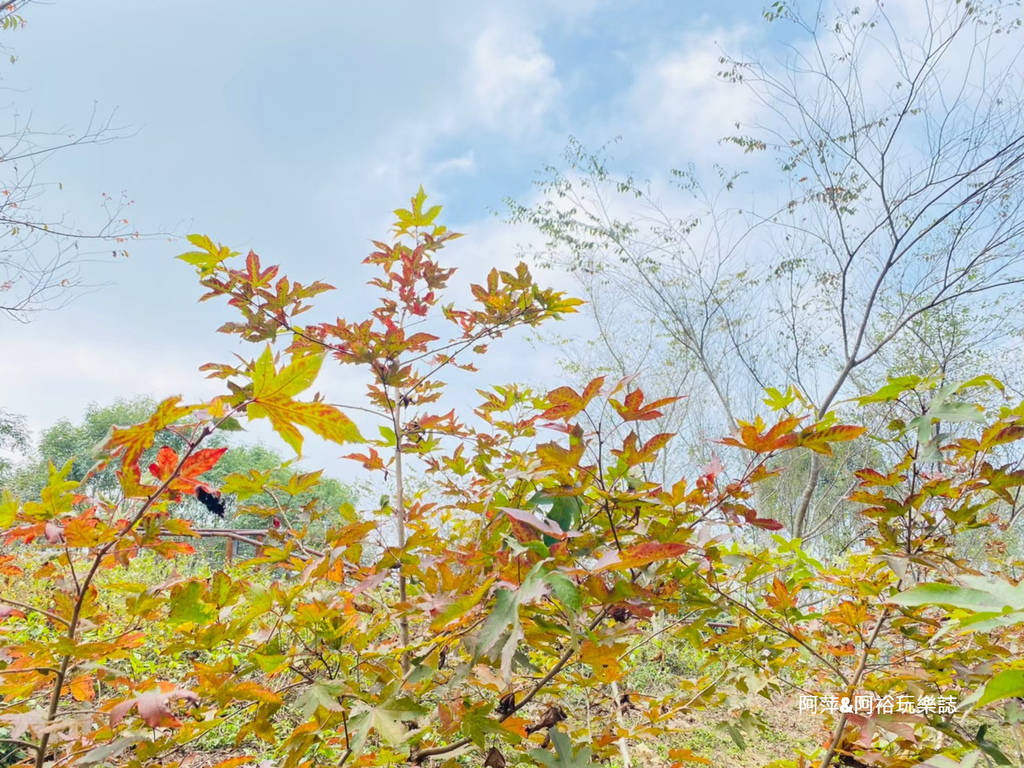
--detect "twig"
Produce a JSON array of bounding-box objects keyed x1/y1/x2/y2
[{"x1": 0, "y1": 598, "x2": 69, "y2": 627}]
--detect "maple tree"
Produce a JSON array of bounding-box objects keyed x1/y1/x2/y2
[{"x1": 0, "y1": 190, "x2": 1022, "y2": 768}]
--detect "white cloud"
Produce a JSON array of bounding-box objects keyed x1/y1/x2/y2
[
  {"x1": 625, "y1": 29, "x2": 756, "y2": 163},
  {"x1": 432, "y1": 151, "x2": 476, "y2": 177},
  {"x1": 467, "y1": 19, "x2": 561, "y2": 137}
]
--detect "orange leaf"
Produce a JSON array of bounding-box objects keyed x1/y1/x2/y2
[
  {"x1": 211, "y1": 759, "x2": 254, "y2": 768},
  {"x1": 669, "y1": 748, "x2": 714, "y2": 766},
  {"x1": 500, "y1": 715, "x2": 530, "y2": 738},
  {"x1": 610, "y1": 389, "x2": 682, "y2": 422},
  {"x1": 148, "y1": 446, "x2": 178, "y2": 481},
  {"x1": 69, "y1": 676, "x2": 95, "y2": 702},
  {"x1": 180, "y1": 447, "x2": 228, "y2": 479},
  {"x1": 106, "y1": 397, "x2": 197, "y2": 468},
  {"x1": 595, "y1": 541, "x2": 690, "y2": 572},
  {"x1": 540, "y1": 378, "x2": 603, "y2": 421}
]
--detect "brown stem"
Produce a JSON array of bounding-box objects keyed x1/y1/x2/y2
[
  {"x1": 0, "y1": 737, "x2": 39, "y2": 753},
  {"x1": 34, "y1": 424, "x2": 220, "y2": 768},
  {"x1": 409, "y1": 607, "x2": 610, "y2": 763},
  {"x1": 0, "y1": 666, "x2": 60, "y2": 676},
  {"x1": 818, "y1": 609, "x2": 891, "y2": 768},
  {"x1": 392, "y1": 383, "x2": 411, "y2": 674},
  {"x1": 0, "y1": 598, "x2": 70, "y2": 627}
]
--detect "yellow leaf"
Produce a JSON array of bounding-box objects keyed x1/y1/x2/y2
[{"x1": 69, "y1": 676, "x2": 95, "y2": 702}]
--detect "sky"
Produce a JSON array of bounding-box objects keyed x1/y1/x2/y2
[
  {"x1": 0, "y1": 0, "x2": 789, "y2": 476},
  {"x1": 10, "y1": 0, "x2": 1017, "y2": 483}
]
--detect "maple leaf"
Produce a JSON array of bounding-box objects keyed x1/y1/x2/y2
[
  {"x1": 347, "y1": 695, "x2": 429, "y2": 754},
  {"x1": 501, "y1": 507, "x2": 576, "y2": 539},
  {"x1": 540, "y1": 377, "x2": 605, "y2": 421},
  {"x1": 176, "y1": 233, "x2": 238, "y2": 275},
  {"x1": 528, "y1": 728, "x2": 595, "y2": 767},
  {"x1": 0, "y1": 488, "x2": 16, "y2": 527},
  {"x1": 105, "y1": 397, "x2": 197, "y2": 468},
  {"x1": 68, "y1": 675, "x2": 95, "y2": 702},
  {"x1": 798, "y1": 423, "x2": 867, "y2": 456},
  {"x1": 1, "y1": 709, "x2": 46, "y2": 739},
  {"x1": 609, "y1": 389, "x2": 681, "y2": 422},
  {"x1": 669, "y1": 748, "x2": 714, "y2": 765},
  {"x1": 593, "y1": 541, "x2": 691, "y2": 572},
  {"x1": 148, "y1": 445, "x2": 228, "y2": 493},
  {"x1": 247, "y1": 347, "x2": 364, "y2": 453},
  {"x1": 475, "y1": 567, "x2": 549, "y2": 681}
]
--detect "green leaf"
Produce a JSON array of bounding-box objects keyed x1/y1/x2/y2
[
  {"x1": 528, "y1": 729, "x2": 594, "y2": 767},
  {"x1": 956, "y1": 374, "x2": 1004, "y2": 393},
  {"x1": 978, "y1": 670, "x2": 1024, "y2": 707},
  {"x1": 349, "y1": 697, "x2": 428, "y2": 749},
  {"x1": 546, "y1": 572, "x2": 582, "y2": 614},
  {"x1": 167, "y1": 581, "x2": 216, "y2": 626},
  {"x1": 80, "y1": 735, "x2": 144, "y2": 766},
  {"x1": 252, "y1": 347, "x2": 322, "y2": 401},
  {"x1": 858, "y1": 375, "x2": 922, "y2": 404},
  {"x1": 722, "y1": 721, "x2": 747, "y2": 750},
  {"x1": 248, "y1": 347, "x2": 364, "y2": 452},
  {"x1": 475, "y1": 587, "x2": 519, "y2": 659},
  {"x1": 959, "y1": 610, "x2": 1024, "y2": 632},
  {"x1": 892, "y1": 580, "x2": 1024, "y2": 613},
  {"x1": 925, "y1": 400, "x2": 986, "y2": 425},
  {"x1": 392, "y1": 186, "x2": 443, "y2": 235},
  {"x1": 475, "y1": 566, "x2": 548, "y2": 679},
  {"x1": 252, "y1": 653, "x2": 289, "y2": 674},
  {"x1": 177, "y1": 234, "x2": 237, "y2": 274},
  {"x1": 959, "y1": 575, "x2": 1024, "y2": 610},
  {"x1": 547, "y1": 496, "x2": 582, "y2": 532},
  {"x1": 0, "y1": 488, "x2": 17, "y2": 527},
  {"x1": 297, "y1": 679, "x2": 347, "y2": 719},
  {"x1": 461, "y1": 702, "x2": 507, "y2": 747},
  {"x1": 975, "y1": 724, "x2": 1012, "y2": 765}
]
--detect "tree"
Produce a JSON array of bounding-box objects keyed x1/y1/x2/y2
[
  {"x1": 0, "y1": 406, "x2": 28, "y2": 479},
  {"x1": 1, "y1": 190, "x2": 1022, "y2": 768},
  {"x1": 508, "y1": 0, "x2": 1024, "y2": 541},
  {"x1": 2, "y1": 396, "x2": 188, "y2": 498},
  {"x1": 0, "y1": 2, "x2": 141, "y2": 322},
  {"x1": 1, "y1": 397, "x2": 353, "y2": 538}
]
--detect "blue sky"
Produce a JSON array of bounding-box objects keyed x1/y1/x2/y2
[{"x1": 0, "y1": 0, "x2": 792, "y2": 474}]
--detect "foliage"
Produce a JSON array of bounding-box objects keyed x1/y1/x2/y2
[
  {"x1": 0, "y1": 190, "x2": 1022, "y2": 768},
  {"x1": 0, "y1": 399, "x2": 353, "y2": 536},
  {"x1": 4, "y1": 397, "x2": 177, "y2": 498},
  {"x1": 506, "y1": 0, "x2": 1024, "y2": 543}
]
